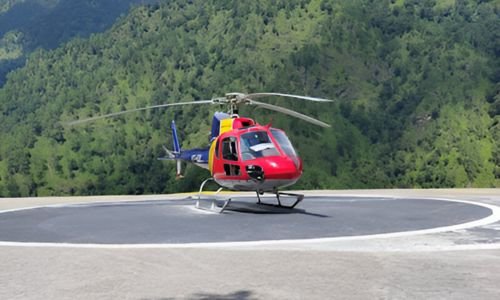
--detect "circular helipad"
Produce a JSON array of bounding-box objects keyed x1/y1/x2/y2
[{"x1": 0, "y1": 196, "x2": 492, "y2": 245}]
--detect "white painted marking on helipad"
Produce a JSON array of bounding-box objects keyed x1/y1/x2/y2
[{"x1": 1, "y1": 195, "x2": 500, "y2": 251}]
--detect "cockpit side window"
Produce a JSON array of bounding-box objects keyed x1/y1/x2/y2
[{"x1": 221, "y1": 136, "x2": 238, "y2": 161}]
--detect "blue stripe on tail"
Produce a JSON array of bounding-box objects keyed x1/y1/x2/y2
[{"x1": 210, "y1": 112, "x2": 230, "y2": 141}]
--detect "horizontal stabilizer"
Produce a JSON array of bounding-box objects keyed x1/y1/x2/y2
[{"x1": 158, "y1": 145, "x2": 176, "y2": 160}]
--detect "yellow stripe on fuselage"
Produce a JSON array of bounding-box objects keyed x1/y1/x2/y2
[
  {"x1": 208, "y1": 137, "x2": 217, "y2": 173},
  {"x1": 209, "y1": 118, "x2": 234, "y2": 174},
  {"x1": 220, "y1": 118, "x2": 234, "y2": 134}
]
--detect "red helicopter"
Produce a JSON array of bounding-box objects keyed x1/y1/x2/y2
[{"x1": 69, "y1": 92, "x2": 332, "y2": 212}]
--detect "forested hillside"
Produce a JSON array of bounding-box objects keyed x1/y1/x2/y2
[
  {"x1": 0, "y1": 0, "x2": 498, "y2": 196},
  {"x1": 0, "y1": 0, "x2": 156, "y2": 85}
]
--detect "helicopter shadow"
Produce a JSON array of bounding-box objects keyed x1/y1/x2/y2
[{"x1": 218, "y1": 199, "x2": 330, "y2": 218}]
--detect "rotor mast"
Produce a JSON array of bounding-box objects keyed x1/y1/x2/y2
[{"x1": 225, "y1": 92, "x2": 246, "y2": 116}]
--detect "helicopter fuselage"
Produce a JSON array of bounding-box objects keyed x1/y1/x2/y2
[
  {"x1": 166, "y1": 115, "x2": 303, "y2": 193},
  {"x1": 209, "y1": 121, "x2": 303, "y2": 192}
]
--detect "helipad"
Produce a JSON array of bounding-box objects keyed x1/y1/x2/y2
[{"x1": 0, "y1": 196, "x2": 493, "y2": 245}]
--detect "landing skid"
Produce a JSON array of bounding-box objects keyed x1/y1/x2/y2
[
  {"x1": 256, "y1": 191, "x2": 304, "y2": 209},
  {"x1": 195, "y1": 178, "x2": 232, "y2": 213},
  {"x1": 195, "y1": 178, "x2": 304, "y2": 213}
]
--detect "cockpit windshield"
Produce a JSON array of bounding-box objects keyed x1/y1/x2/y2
[
  {"x1": 270, "y1": 129, "x2": 297, "y2": 157},
  {"x1": 240, "y1": 131, "x2": 280, "y2": 161}
]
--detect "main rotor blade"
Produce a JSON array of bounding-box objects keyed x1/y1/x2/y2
[
  {"x1": 66, "y1": 100, "x2": 214, "y2": 126},
  {"x1": 245, "y1": 92, "x2": 334, "y2": 102},
  {"x1": 249, "y1": 100, "x2": 331, "y2": 128}
]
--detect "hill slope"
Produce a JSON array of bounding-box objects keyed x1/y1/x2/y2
[
  {"x1": 0, "y1": 0, "x2": 156, "y2": 85},
  {"x1": 0, "y1": 0, "x2": 498, "y2": 196}
]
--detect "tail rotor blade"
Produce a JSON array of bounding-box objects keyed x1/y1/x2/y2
[
  {"x1": 66, "y1": 100, "x2": 214, "y2": 126},
  {"x1": 249, "y1": 100, "x2": 331, "y2": 128}
]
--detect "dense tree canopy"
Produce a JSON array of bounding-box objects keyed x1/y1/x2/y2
[
  {"x1": 0, "y1": 0, "x2": 498, "y2": 196},
  {"x1": 0, "y1": 0, "x2": 157, "y2": 85}
]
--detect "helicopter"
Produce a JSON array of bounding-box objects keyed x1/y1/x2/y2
[{"x1": 69, "y1": 92, "x2": 333, "y2": 212}]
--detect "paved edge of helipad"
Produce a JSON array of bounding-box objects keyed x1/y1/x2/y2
[{"x1": 1, "y1": 189, "x2": 499, "y2": 251}]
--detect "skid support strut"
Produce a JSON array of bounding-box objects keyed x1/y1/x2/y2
[
  {"x1": 195, "y1": 178, "x2": 231, "y2": 213},
  {"x1": 256, "y1": 191, "x2": 304, "y2": 209}
]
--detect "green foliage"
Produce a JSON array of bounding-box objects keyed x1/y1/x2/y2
[
  {"x1": 0, "y1": 0, "x2": 156, "y2": 85},
  {"x1": 0, "y1": 30, "x2": 23, "y2": 60},
  {"x1": 0, "y1": 0, "x2": 498, "y2": 196},
  {"x1": 0, "y1": 1, "x2": 27, "y2": 14}
]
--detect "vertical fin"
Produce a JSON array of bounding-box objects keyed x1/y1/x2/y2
[
  {"x1": 170, "y1": 120, "x2": 182, "y2": 177},
  {"x1": 171, "y1": 120, "x2": 181, "y2": 153}
]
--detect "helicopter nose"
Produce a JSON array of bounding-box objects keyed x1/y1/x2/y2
[{"x1": 257, "y1": 156, "x2": 302, "y2": 180}]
